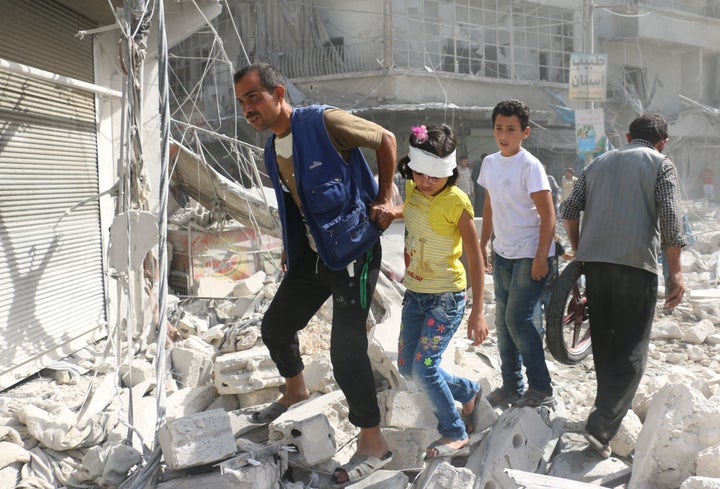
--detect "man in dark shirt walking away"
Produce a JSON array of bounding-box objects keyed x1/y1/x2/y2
[{"x1": 562, "y1": 113, "x2": 686, "y2": 458}]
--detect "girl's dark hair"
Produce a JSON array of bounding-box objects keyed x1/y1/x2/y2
[{"x1": 397, "y1": 124, "x2": 459, "y2": 187}]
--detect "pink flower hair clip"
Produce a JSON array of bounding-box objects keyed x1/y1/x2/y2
[{"x1": 411, "y1": 125, "x2": 428, "y2": 143}]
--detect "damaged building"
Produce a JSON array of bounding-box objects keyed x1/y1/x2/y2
[{"x1": 2, "y1": 1, "x2": 720, "y2": 488}]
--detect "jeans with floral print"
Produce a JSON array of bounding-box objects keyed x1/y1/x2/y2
[{"x1": 398, "y1": 290, "x2": 479, "y2": 440}]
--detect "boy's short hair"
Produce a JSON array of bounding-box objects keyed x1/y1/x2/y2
[
  {"x1": 492, "y1": 99, "x2": 530, "y2": 129},
  {"x1": 628, "y1": 113, "x2": 668, "y2": 144}
]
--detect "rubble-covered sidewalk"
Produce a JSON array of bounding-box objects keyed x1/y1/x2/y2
[{"x1": 1, "y1": 202, "x2": 720, "y2": 489}]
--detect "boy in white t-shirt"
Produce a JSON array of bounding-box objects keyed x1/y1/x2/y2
[{"x1": 477, "y1": 99, "x2": 557, "y2": 409}]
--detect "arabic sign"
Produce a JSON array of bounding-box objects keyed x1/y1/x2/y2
[
  {"x1": 568, "y1": 53, "x2": 608, "y2": 101},
  {"x1": 575, "y1": 108, "x2": 606, "y2": 155}
]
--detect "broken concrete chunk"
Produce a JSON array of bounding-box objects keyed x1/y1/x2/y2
[
  {"x1": 159, "y1": 408, "x2": 236, "y2": 470},
  {"x1": 213, "y1": 347, "x2": 284, "y2": 395}
]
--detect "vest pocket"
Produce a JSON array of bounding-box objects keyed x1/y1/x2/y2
[
  {"x1": 306, "y1": 179, "x2": 347, "y2": 214},
  {"x1": 322, "y1": 204, "x2": 379, "y2": 266}
]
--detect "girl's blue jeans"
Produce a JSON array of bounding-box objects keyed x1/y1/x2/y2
[
  {"x1": 398, "y1": 290, "x2": 479, "y2": 440},
  {"x1": 493, "y1": 252, "x2": 553, "y2": 396}
]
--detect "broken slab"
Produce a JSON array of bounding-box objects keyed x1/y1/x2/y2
[
  {"x1": 158, "y1": 408, "x2": 236, "y2": 470},
  {"x1": 610, "y1": 409, "x2": 642, "y2": 458},
  {"x1": 466, "y1": 401, "x2": 566, "y2": 489},
  {"x1": 411, "y1": 460, "x2": 476, "y2": 489},
  {"x1": 157, "y1": 471, "x2": 235, "y2": 489},
  {"x1": 382, "y1": 426, "x2": 438, "y2": 470},
  {"x1": 697, "y1": 444, "x2": 720, "y2": 478},
  {"x1": 682, "y1": 319, "x2": 716, "y2": 345},
  {"x1": 213, "y1": 346, "x2": 284, "y2": 395},
  {"x1": 549, "y1": 433, "x2": 631, "y2": 485},
  {"x1": 171, "y1": 335, "x2": 215, "y2": 388},
  {"x1": 681, "y1": 476, "x2": 720, "y2": 489},
  {"x1": 629, "y1": 383, "x2": 720, "y2": 489},
  {"x1": 107, "y1": 210, "x2": 158, "y2": 273},
  {"x1": 268, "y1": 390, "x2": 348, "y2": 466},
  {"x1": 166, "y1": 385, "x2": 219, "y2": 419},
  {"x1": 219, "y1": 441, "x2": 288, "y2": 489},
  {"x1": 506, "y1": 468, "x2": 614, "y2": 488},
  {"x1": 378, "y1": 389, "x2": 435, "y2": 429},
  {"x1": 302, "y1": 351, "x2": 338, "y2": 394}
]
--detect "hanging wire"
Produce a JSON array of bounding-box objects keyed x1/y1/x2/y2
[{"x1": 118, "y1": 0, "x2": 170, "y2": 485}]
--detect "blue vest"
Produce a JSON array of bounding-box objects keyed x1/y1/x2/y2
[{"x1": 264, "y1": 105, "x2": 381, "y2": 271}]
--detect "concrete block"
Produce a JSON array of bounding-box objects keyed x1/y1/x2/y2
[
  {"x1": 195, "y1": 277, "x2": 236, "y2": 298},
  {"x1": 697, "y1": 444, "x2": 720, "y2": 478},
  {"x1": 681, "y1": 477, "x2": 720, "y2": 489},
  {"x1": 158, "y1": 409, "x2": 236, "y2": 470},
  {"x1": 202, "y1": 325, "x2": 227, "y2": 348},
  {"x1": 171, "y1": 336, "x2": 215, "y2": 388},
  {"x1": 467, "y1": 402, "x2": 565, "y2": 489},
  {"x1": 382, "y1": 426, "x2": 438, "y2": 470},
  {"x1": 303, "y1": 351, "x2": 338, "y2": 394},
  {"x1": 224, "y1": 321, "x2": 262, "y2": 352},
  {"x1": 213, "y1": 346, "x2": 284, "y2": 394},
  {"x1": 683, "y1": 319, "x2": 716, "y2": 344},
  {"x1": 166, "y1": 385, "x2": 218, "y2": 420},
  {"x1": 368, "y1": 342, "x2": 408, "y2": 391},
  {"x1": 269, "y1": 390, "x2": 349, "y2": 466},
  {"x1": 219, "y1": 442, "x2": 288, "y2": 489},
  {"x1": 233, "y1": 271, "x2": 266, "y2": 297},
  {"x1": 610, "y1": 409, "x2": 642, "y2": 458},
  {"x1": 236, "y1": 387, "x2": 281, "y2": 409},
  {"x1": 157, "y1": 471, "x2": 235, "y2": 489},
  {"x1": 630, "y1": 383, "x2": 720, "y2": 489},
  {"x1": 207, "y1": 394, "x2": 239, "y2": 412},
  {"x1": 120, "y1": 359, "x2": 155, "y2": 388},
  {"x1": 412, "y1": 460, "x2": 475, "y2": 489},
  {"x1": 176, "y1": 313, "x2": 209, "y2": 338},
  {"x1": 227, "y1": 408, "x2": 270, "y2": 438},
  {"x1": 378, "y1": 389, "x2": 435, "y2": 429}
]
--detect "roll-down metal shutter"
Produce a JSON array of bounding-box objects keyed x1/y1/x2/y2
[{"x1": 0, "y1": 0, "x2": 106, "y2": 389}]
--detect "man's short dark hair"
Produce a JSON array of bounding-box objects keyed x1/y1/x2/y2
[
  {"x1": 629, "y1": 113, "x2": 668, "y2": 144},
  {"x1": 492, "y1": 99, "x2": 530, "y2": 129},
  {"x1": 233, "y1": 63, "x2": 286, "y2": 92}
]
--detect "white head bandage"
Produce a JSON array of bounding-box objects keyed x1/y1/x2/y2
[{"x1": 407, "y1": 146, "x2": 457, "y2": 178}]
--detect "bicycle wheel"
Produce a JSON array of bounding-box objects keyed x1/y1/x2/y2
[{"x1": 545, "y1": 260, "x2": 592, "y2": 365}]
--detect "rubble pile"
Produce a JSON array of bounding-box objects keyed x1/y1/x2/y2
[{"x1": 0, "y1": 202, "x2": 719, "y2": 489}]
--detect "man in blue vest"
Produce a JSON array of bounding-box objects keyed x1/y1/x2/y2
[
  {"x1": 562, "y1": 113, "x2": 686, "y2": 458},
  {"x1": 234, "y1": 63, "x2": 396, "y2": 485}
]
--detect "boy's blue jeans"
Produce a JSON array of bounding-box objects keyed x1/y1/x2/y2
[
  {"x1": 493, "y1": 253, "x2": 553, "y2": 396},
  {"x1": 398, "y1": 290, "x2": 479, "y2": 440}
]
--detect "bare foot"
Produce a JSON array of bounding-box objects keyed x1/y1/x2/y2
[
  {"x1": 276, "y1": 373, "x2": 311, "y2": 408},
  {"x1": 275, "y1": 388, "x2": 310, "y2": 408}
]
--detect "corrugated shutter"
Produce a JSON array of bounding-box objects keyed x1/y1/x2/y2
[{"x1": 0, "y1": 0, "x2": 106, "y2": 390}]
